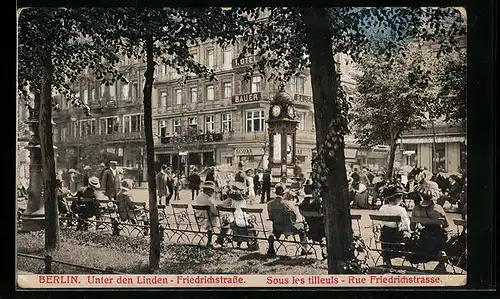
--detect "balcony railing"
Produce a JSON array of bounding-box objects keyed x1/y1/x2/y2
[
  {"x1": 160, "y1": 133, "x2": 223, "y2": 144},
  {"x1": 59, "y1": 131, "x2": 145, "y2": 144}
]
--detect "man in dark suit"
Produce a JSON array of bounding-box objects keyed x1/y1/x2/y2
[
  {"x1": 156, "y1": 164, "x2": 169, "y2": 205},
  {"x1": 261, "y1": 169, "x2": 271, "y2": 203},
  {"x1": 101, "y1": 161, "x2": 121, "y2": 201}
]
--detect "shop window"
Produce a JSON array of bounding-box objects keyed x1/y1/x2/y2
[{"x1": 434, "y1": 143, "x2": 446, "y2": 172}]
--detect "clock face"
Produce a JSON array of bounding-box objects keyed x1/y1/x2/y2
[
  {"x1": 271, "y1": 105, "x2": 281, "y2": 117},
  {"x1": 287, "y1": 106, "x2": 295, "y2": 118}
]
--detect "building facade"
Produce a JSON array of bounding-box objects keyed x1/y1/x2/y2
[
  {"x1": 152, "y1": 41, "x2": 316, "y2": 174},
  {"x1": 397, "y1": 122, "x2": 466, "y2": 173},
  {"x1": 52, "y1": 57, "x2": 147, "y2": 177}
]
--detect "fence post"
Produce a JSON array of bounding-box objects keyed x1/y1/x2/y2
[
  {"x1": 44, "y1": 255, "x2": 52, "y2": 274},
  {"x1": 111, "y1": 218, "x2": 120, "y2": 236},
  {"x1": 267, "y1": 235, "x2": 276, "y2": 258},
  {"x1": 206, "y1": 230, "x2": 213, "y2": 247}
]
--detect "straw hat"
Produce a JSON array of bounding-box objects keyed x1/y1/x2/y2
[
  {"x1": 83, "y1": 165, "x2": 92, "y2": 171},
  {"x1": 68, "y1": 169, "x2": 76, "y2": 174},
  {"x1": 88, "y1": 176, "x2": 101, "y2": 189},
  {"x1": 380, "y1": 184, "x2": 407, "y2": 202},
  {"x1": 415, "y1": 180, "x2": 442, "y2": 207},
  {"x1": 109, "y1": 161, "x2": 118, "y2": 166}
]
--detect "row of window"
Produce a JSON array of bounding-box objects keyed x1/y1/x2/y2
[
  {"x1": 56, "y1": 114, "x2": 144, "y2": 139},
  {"x1": 157, "y1": 76, "x2": 305, "y2": 107},
  {"x1": 157, "y1": 110, "x2": 308, "y2": 137}
]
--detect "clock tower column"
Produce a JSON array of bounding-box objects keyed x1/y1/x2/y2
[{"x1": 266, "y1": 88, "x2": 299, "y2": 188}]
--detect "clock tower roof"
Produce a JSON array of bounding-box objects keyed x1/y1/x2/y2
[{"x1": 270, "y1": 90, "x2": 293, "y2": 105}]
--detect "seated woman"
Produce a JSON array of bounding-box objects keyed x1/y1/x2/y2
[
  {"x1": 409, "y1": 179, "x2": 451, "y2": 272},
  {"x1": 352, "y1": 180, "x2": 370, "y2": 209},
  {"x1": 377, "y1": 184, "x2": 411, "y2": 266},
  {"x1": 217, "y1": 181, "x2": 258, "y2": 250}
]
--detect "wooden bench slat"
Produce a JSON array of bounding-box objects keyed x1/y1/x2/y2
[
  {"x1": 171, "y1": 203, "x2": 189, "y2": 209},
  {"x1": 351, "y1": 214, "x2": 362, "y2": 220},
  {"x1": 191, "y1": 205, "x2": 211, "y2": 211},
  {"x1": 369, "y1": 214, "x2": 402, "y2": 222},
  {"x1": 299, "y1": 210, "x2": 322, "y2": 217},
  {"x1": 216, "y1": 206, "x2": 236, "y2": 212},
  {"x1": 453, "y1": 219, "x2": 467, "y2": 226},
  {"x1": 241, "y1": 208, "x2": 263, "y2": 213},
  {"x1": 410, "y1": 216, "x2": 445, "y2": 225},
  {"x1": 132, "y1": 202, "x2": 146, "y2": 208}
]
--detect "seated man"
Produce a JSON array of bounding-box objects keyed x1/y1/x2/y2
[
  {"x1": 72, "y1": 176, "x2": 106, "y2": 230},
  {"x1": 298, "y1": 181, "x2": 324, "y2": 244},
  {"x1": 194, "y1": 181, "x2": 219, "y2": 245},
  {"x1": 437, "y1": 174, "x2": 463, "y2": 208},
  {"x1": 116, "y1": 180, "x2": 138, "y2": 224},
  {"x1": 377, "y1": 184, "x2": 411, "y2": 266},
  {"x1": 267, "y1": 183, "x2": 311, "y2": 255}
]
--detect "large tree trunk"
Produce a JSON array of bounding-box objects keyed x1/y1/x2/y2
[
  {"x1": 301, "y1": 8, "x2": 353, "y2": 274},
  {"x1": 40, "y1": 57, "x2": 60, "y2": 252},
  {"x1": 144, "y1": 34, "x2": 160, "y2": 273}
]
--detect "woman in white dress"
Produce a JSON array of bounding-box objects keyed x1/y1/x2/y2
[{"x1": 245, "y1": 169, "x2": 255, "y2": 205}]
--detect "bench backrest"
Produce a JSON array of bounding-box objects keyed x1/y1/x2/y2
[
  {"x1": 369, "y1": 214, "x2": 402, "y2": 223},
  {"x1": 191, "y1": 204, "x2": 214, "y2": 229},
  {"x1": 241, "y1": 207, "x2": 267, "y2": 237},
  {"x1": 171, "y1": 203, "x2": 192, "y2": 229},
  {"x1": 410, "y1": 216, "x2": 445, "y2": 226}
]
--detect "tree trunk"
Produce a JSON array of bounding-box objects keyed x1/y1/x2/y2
[
  {"x1": 301, "y1": 8, "x2": 353, "y2": 274},
  {"x1": 144, "y1": 34, "x2": 160, "y2": 273},
  {"x1": 385, "y1": 137, "x2": 398, "y2": 181},
  {"x1": 40, "y1": 56, "x2": 60, "y2": 252}
]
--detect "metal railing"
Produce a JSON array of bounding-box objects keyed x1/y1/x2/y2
[{"x1": 17, "y1": 253, "x2": 122, "y2": 274}]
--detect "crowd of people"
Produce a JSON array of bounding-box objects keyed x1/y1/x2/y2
[{"x1": 347, "y1": 165, "x2": 467, "y2": 218}]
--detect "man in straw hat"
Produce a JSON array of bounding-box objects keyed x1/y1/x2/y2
[
  {"x1": 101, "y1": 161, "x2": 121, "y2": 201},
  {"x1": 73, "y1": 176, "x2": 104, "y2": 230},
  {"x1": 194, "y1": 181, "x2": 219, "y2": 243},
  {"x1": 267, "y1": 183, "x2": 311, "y2": 255}
]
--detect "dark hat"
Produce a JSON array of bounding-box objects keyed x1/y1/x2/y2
[
  {"x1": 161, "y1": 164, "x2": 168, "y2": 170},
  {"x1": 380, "y1": 184, "x2": 407, "y2": 201},
  {"x1": 275, "y1": 183, "x2": 286, "y2": 196},
  {"x1": 449, "y1": 174, "x2": 460, "y2": 182}
]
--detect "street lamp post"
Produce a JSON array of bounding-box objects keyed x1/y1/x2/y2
[
  {"x1": 70, "y1": 116, "x2": 80, "y2": 168},
  {"x1": 20, "y1": 104, "x2": 45, "y2": 231}
]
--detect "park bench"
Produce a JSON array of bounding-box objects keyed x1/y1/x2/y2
[
  {"x1": 368, "y1": 214, "x2": 409, "y2": 267},
  {"x1": 215, "y1": 206, "x2": 236, "y2": 248},
  {"x1": 167, "y1": 203, "x2": 194, "y2": 243},
  {"x1": 191, "y1": 204, "x2": 215, "y2": 246}
]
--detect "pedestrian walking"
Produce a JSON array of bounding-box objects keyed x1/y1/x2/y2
[
  {"x1": 166, "y1": 167, "x2": 174, "y2": 204},
  {"x1": 261, "y1": 169, "x2": 271, "y2": 203},
  {"x1": 82, "y1": 165, "x2": 92, "y2": 187},
  {"x1": 155, "y1": 164, "x2": 169, "y2": 205},
  {"x1": 188, "y1": 168, "x2": 201, "y2": 201},
  {"x1": 101, "y1": 161, "x2": 122, "y2": 201},
  {"x1": 173, "y1": 171, "x2": 181, "y2": 201},
  {"x1": 68, "y1": 168, "x2": 79, "y2": 194},
  {"x1": 245, "y1": 169, "x2": 255, "y2": 205},
  {"x1": 253, "y1": 170, "x2": 261, "y2": 198}
]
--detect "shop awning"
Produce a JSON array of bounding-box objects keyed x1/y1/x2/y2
[
  {"x1": 344, "y1": 148, "x2": 357, "y2": 159},
  {"x1": 399, "y1": 136, "x2": 466, "y2": 144}
]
